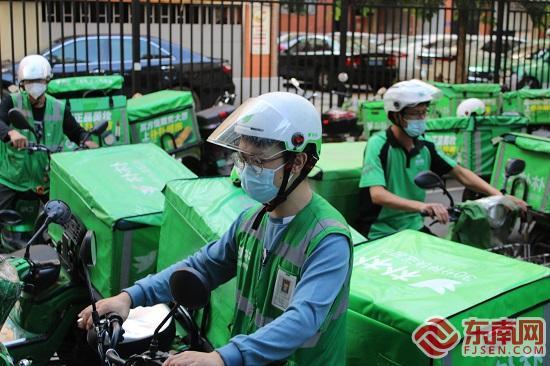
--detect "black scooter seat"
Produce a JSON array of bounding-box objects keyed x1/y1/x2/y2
[{"x1": 12, "y1": 244, "x2": 61, "y2": 293}]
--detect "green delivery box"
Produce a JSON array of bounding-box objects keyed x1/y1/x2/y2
[
  {"x1": 358, "y1": 100, "x2": 390, "y2": 138},
  {"x1": 308, "y1": 141, "x2": 366, "y2": 226},
  {"x1": 127, "y1": 90, "x2": 200, "y2": 160},
  {"x1": 430, "y1": 82, "x2": 502, "y2": 118},
  {"x1": 503, "y1": 89, "x2": 550, "y2": 125},
  {"x1": 426, "y1": 116, "x2": 527, "y2": 177},
  {"x1": 157, "y1": 177, "x2": 367, "y2": 347},
  {"x1": 47, "y1": 75, "x2": 130, "y2": 148},
  {"x1": 492, "y1": 133, "x2": 550, "y2": 214},
  {"x1": 347, "y1": 230, "x2": 550, "y2": 366},
  {"x1": 49, "y1": 144, "x2": 197, "y2": 297}
]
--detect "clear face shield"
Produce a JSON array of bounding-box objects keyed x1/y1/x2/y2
[{"x1": 207, "y1": 98, "x2": 295, "y2": 160}]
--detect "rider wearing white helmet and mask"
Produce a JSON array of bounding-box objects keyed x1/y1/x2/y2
[
  {"x1": 0, "y1": 55, "x2": 97, "y2": 210},
  {"x1": 78, "y1": 92, "x2": 353, "y2": 366},
  {"x1": 357, "y1": 79, "x2": 522, "y2": 240}
]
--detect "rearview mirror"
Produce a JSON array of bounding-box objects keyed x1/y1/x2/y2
[
  {"x1": 79, "y1": 230, "x2": 97, "y2": 268},
  {"x1": 414, "y1": 171, "x2": 445, "y2": 190},
  {"x1": 8, "y1": 108, "x2": 34, "y2": 132},
  {"x1": 169, "y1": 268, "x2": 210, "y2": 311},
  {"x1": 43, "y1": 200, "x2": 72, "y2": 226},
  {"x1": 0, "y1": 209, "x2": 23, "y2": 226},
  {"x1": 504, "y1": 158, "x2": 525, "y2": 178}
]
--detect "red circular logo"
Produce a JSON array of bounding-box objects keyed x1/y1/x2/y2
[{"x1": 412, "y1": 316, "x2": 461, "y2": 359}]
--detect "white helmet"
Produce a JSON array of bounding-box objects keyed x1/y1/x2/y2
[
  {"x1": 383, "y1": 79, "x2": 442, "y2": 113},
  {"x1": 208, "y1": 92, "x2": 322, "y2": 157},
  {"x1": 457, "y1": 98, "x2": 486, "y2": 117},
  {"x1": 17, "y1": 55, "x2": 52, "y2": 84}
]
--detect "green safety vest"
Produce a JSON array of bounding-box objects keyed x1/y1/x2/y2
[
  {"x1": 233, "y1": 193, "x2": 353, "y2": 366},
  {"x1": 0, "y1": 92, "x2": 65, "y2": 192}
]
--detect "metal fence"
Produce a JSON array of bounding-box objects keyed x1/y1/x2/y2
[{"x1": 1, "y1": 0, "x2": 549, "y2": 110}]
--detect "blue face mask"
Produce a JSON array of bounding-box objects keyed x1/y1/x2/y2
[
  {"x1": 239, "y1": 163, "x2": 288, "y2": 203},
  {"x1": 403, "y1": 119, "x2": 427, "y2": 138}
]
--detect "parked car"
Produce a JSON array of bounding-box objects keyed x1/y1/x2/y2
[
  {"x1": 1, "y1": 35, "x2": 235, "y2": 109},
  {"x1": 278, "y1": 32, "x2": 397, "y2": 90}
]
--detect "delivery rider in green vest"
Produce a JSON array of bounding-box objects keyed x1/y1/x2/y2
[
  {"x1": 0, "y1": 54, "x2": 97, "y2": 210},
  {"x1": 78, "y1": 92, "x2": 353, "y2": 366},
  {"x1": 357, "y1": 79, "x2": 526, "y2": 240}
]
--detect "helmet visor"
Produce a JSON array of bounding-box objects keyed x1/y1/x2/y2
[{"x1": 207, "y1": 98, "x2": 292, "y2": 159}]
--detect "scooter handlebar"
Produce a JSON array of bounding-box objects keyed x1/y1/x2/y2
[{"x1": 105, "y1": 349, "x2": 126, "y2": 365}]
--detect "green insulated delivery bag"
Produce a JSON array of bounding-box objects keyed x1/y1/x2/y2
[
  {"x1": 434, "y1": 115, "x2": 527, "y2": 177},
  {"x1": 503, "y1": 88, "x2": 550, "y2": 125},
  {"x1": 492, "y1": 133, "x2": 550, "y2": 214},
  {"x1": 308, "y1": 141, "x2": 366, "y2": 225},
  {"x1": 49, "y1": 144, "x2": 197, "y2": 297},
  {"x1": 157, "y1": 177, "x2": 367, "y2": 347},
  {"x1": 358, "y1": 100, "x2": 390, "y2": 138},
  {"x1": 347, "y1": 230, "x2": 550, "y2": 366},
  {"x1": 47, "y1": 75, "x2": 130, "y2": 148},
  {"x1": 430, "y1": 82, "x2": 502, "y2": 118},
  {"x1": 127, "y1": 90, "x2": 201, "y2": 160}
]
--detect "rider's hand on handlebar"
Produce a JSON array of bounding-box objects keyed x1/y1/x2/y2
[
  {"x1": 420, "y1": 203, "x2": 449, "y2": 224},
  {"x1": 8, "y1": 130, "x2": 28, "y2": 150},
  {"x1": 78, "y1": 292, "x2": 132, "y2": 330},
  {"x1": 83, "y1": 140, "x2": 99, "y2": 149},
  {"x1": 163, "y1": 350, "x2": 224, "y2": 366},
  {"x1": 505, "y1": 195, "x2": 528, "y2": 213}
]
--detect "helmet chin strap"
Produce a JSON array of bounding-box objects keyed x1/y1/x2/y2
[{"x1": 251, "y1": 153, "x2": 318, "y2": 230}]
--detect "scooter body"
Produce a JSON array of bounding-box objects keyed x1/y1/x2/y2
[{"x1": 0, "y1": 201, "x2": 91, "y2": 365}]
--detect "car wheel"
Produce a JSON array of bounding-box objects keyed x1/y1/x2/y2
[
  {"x1": 171, "y1": 86, "x2": 201, "y2": 111},
  {"x1": 316, "y1": 70, "x2": 330, "y2": 91},
  {"x1": 517, "y1": 76, "x2": 541, "y2": 89}
]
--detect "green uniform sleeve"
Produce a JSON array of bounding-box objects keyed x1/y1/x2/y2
[{"x1": 359, "y1": 135, "x2": 386, "y2": 188}]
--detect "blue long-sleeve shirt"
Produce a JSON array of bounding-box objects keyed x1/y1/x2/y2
[{"x1": 124, "y1": 213, "x2": 350, "y2": 366}]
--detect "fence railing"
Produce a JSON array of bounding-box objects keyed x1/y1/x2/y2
[{"x1": 1, "y1": 0, "x2": 549, "y2": 110}]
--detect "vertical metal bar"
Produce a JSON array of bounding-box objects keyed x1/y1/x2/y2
[
  {"x1": 168, "y1": 0, "x2": 174, "y2": 89},
  {"x1": 221, "y1": 0, "x2": 225, "y2": 91},
  {"x1": 178, "y1": 0, "x2": 183, "y2": 89},
  {"x1": 158, "y1": 1, "x2": 162, "y2": 90},
  {"x1": 119, "y1": 0, "x2": 125, "y2": 77},
  {"x1": 277, "y1": 0, "x2": 282, "y2": 92},
  {"x1": 240, "y1": 0, "x2": 244, "y2": 103},
  {"x1": 190, "y1": 2, "x2": 195, "y2": 93},
  {"x1": 200, "y1": 0, "x2": 205, "y2": 99},
  {"x1": 60, "y1": 0, "x2": 66, "y2": 75},
  {"x1": 211, "y1": 0, "x2": 215, "y2": 102},
  {"x1": 446, "y1": 3, "x2": 451, "y2": 84},
  {"x1": 338, "y1": 0, "x2": 349, "y2": 106},
  {"x1": 108, "y1": 0, "x2": 113, "y2": 73},
  {"x1": 285, "y1": 0, "x2": 291, "y2": 93},
  {"x1": 72, "y1": 1, "x2": 77, "y2": 76},
  {"x1": 96, "y1": 0, "x2": 100, "y2": 72},
  {"x1": 146, "y1": 0, "x2": 152, "y2": 91},
  {"x1": 320, "y1": 1, "x2": 327, "y2": 106},
  {"x1": 35, "y1": 0, "x2": 40, "y2": 56},
  {"x1": 493, "y1": 0, "x2": 505, "y2": 84},
  {"x1": 268, "y1": 1, "x2": 273, "y2": 93},
  {"x1": 131, "y1": 0, "x2": 141, "y2": 95},
  {"x1": 259, "y1": 0, "x2": 264, "y2": 94},
  {"x1": 249, "y1": 0, "x2": 253, "y2": 98},
  {"x1": 22, "y1": 0, "x2": 28, "y2": 55},
  {"x1": 84, "y1": 0, "x2": 89, "y2": 72},
  {"x1": 9, "y1": 0, "x2": 16, "y2": 82}
]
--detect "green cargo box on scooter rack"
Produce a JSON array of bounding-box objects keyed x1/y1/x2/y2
[
  {"x1": 347, "y1": 230, "x2": 550, "y2": 366},
  {"x1": 47, "y1": 75, "x2": 130, "y2": 149},
  {"x1": 358, "y1": 100, "x2": 390, "y2": 139},
  {"x1": 308, "y1": 141, "x2": 366, "y2": 227},
  {"x1": 429, "y1": 82, "x2": 502, "y2": 118},
  {"x1": 503, "y1": 88, "x2": 550, "y2": 126},
  {"x1": 156, "y1": 177, "x2": 368, "y2": 348},
  {"x1": 492, "y1": 133, "x2": 550, "y2": 215},
  {"x1": 127, "y1": 90, "x2": 201, "y2": 168},
  {"x1": 48, "y1": 143, "x2": 197, "y2": 297},
  {"x1": 426, "y1": 115, "x2": 528, "y2": 177}
]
